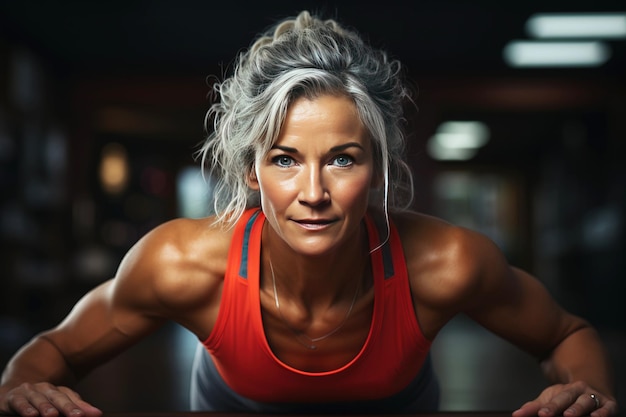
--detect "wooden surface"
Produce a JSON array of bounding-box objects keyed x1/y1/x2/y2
[{"x1": 100, "y1": 413, "x2": 517, "y2": 417}]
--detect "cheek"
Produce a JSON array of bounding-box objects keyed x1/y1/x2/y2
[
  {"x1": 257, "y1": 177, "x2": 295, "y2": 205},
  {"x1": 335, "y1": 174, "x2": 374, "y2": 203}
]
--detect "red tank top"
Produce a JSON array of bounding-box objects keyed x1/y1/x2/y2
[{"x1": 202, "y1": 208, "x2": 431, "y2": 403}]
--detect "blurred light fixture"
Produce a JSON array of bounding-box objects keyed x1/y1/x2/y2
[
  {"x1": 177, "y1": 166, "x2": 212, "y2": 218},
  {"x1": 526, "y1": 12, "x2": 626, "y2": 39},
  {"x1": 99, "y1": 143, "x2": 129, "y2": 194},
  {"x1": 427, "y1": 121, "x2": 490, "y2": 161},
  {"x1": 503, "y1": 40, "x2": 611, "y2": 67}
]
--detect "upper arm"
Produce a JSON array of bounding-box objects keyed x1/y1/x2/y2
[
  {"x1": 39, "y1": 277, "x2": 162, "y2": 378},
  {"x1": 400, "y1": 212, "x2": 588, "y2": 358},
  {"x1": 40, "y1": 229, "x2": 172, "y2": 375},
  {"x1": 41, "y1": 217, "x2": 225, "y2": 375},
  {"x1": 455, "y1": 229, "x2": 588, "y2": 359}
]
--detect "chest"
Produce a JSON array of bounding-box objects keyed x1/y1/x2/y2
[
  {"x1": 258, "y1": 287, "x2": 375, "y2": 372},
  {"x1": 202, "y1": 271, "x2": 431, "y2": 403}
]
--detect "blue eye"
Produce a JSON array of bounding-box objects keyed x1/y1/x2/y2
[
  {"x1": 332, "y1": 155, "x2": 353, "y2": 167},
  {"x1": 273, "y1": 155, "x2": 295, "y2": 167}
]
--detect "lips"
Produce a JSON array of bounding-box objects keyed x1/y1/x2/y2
[{"x1": 292, "y1": 218, "x2": 337, "y2": 230}]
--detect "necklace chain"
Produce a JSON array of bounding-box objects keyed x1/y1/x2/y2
[{"x1": 269, "y1": 258, "x2": 360, "y2": 350}]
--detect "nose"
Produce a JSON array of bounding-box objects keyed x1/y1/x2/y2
[{"x1": 298, "y1": 166, "x2": 330, "y2": 207}]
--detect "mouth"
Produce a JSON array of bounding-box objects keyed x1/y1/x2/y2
[{"x1": 292, "y1": 218, "x2": 338, "y2": 230}]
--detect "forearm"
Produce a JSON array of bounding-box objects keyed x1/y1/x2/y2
[
  {"x1": 540, "y1": 325, "x2": 615, "y2": 398},
  {"x1": 1, "y1": 332, "x2": 80, "y2": 391},
  {"x1": 0, "y1": 333, "x2": 105, "y2": 417}
]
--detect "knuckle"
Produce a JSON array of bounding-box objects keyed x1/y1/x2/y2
[
  {"x1": 19, "y1": 382, "x2": 34, "y2": 392},
  {"x1": 560, "y1": 390, "x2": 576, "y2": 405},
  {"x1": 58, "y1": 387, "x2": 81, "y2": 402},
  {"x1": 56, "y1": 387, "x2": 72, "y2": 395},
  {"x1": 33, "y1": 383, "x2": 52, "y2": 392}
]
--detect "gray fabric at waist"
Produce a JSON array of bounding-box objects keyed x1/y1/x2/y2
[{"x1": 189, "y1": 343, "x2": 440, "y2": 414}]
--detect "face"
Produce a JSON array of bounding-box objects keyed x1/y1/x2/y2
[{"x1": 248, "y1": 94, "x2": 378, "y2": 257}]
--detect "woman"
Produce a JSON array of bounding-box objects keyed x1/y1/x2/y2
[{"x1": 0, "y1": 10, "x2": 618, "y2": 417}]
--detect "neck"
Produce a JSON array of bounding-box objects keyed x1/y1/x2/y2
[{"x1": 262, "y1": 222, "x2": 369, "y2": 306}]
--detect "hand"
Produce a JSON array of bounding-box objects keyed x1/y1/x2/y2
[
  {"x1": 0, "y1": 383, "x2": 102, "y2": 417},
  {"x1": 512, "y1": 381, "x2": 618, "y2": 417}
]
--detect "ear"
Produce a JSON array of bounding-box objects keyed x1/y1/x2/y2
[{"x1": 246, "y1": 167, "x2": 260, "y2": 190}]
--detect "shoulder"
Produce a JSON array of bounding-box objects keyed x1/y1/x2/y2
[
  {"x1": 391, "y1": 210, "x2": 509, "y2": 312},
  {"x1": 111, "y1": 216, "x2": 236, "y2": 319}
]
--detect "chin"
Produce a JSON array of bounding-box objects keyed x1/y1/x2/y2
[{"x1": 289, "y1": 234, "x2": 355, "y2": 258}]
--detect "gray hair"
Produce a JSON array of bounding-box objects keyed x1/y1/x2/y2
[{"x1": 198, "y1": 10, "x2": 414, "y2": 228}]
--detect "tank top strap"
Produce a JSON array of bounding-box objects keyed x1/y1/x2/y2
[
  {"x1": 364, "y1": 212, "x2": 402, "y2": 280},
  {"x1": 234, "y1": 208, "x2": 263, "y2": 279}
]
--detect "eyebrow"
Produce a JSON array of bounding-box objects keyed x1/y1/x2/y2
[{"x1": 271, "y1": 142, "x2": 365, "y2": 153}]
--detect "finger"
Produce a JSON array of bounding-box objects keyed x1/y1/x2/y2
[
  {"x1": 590, "y1": 397, "x2": 619, "y2": 417},
  {"x1": 4, "y1": 393, "x2": 41, "y2": 417},
  {"x1": 57, "y1": 388, "x2": 102, "y2": 417},
  {"x1": 563, "y1": 393, "x2": 600, "y2": 417},
  {"x1": 535, "y1": 389, "x2": 581, "y2": 417},
  {"x1": 44, "y1": 388, "x2": 98, "y2": 417},
  {"x1": 23, "y1": 390, "x2": 60, "y2": 417},
  {"x1": 512, "y1": 400, "x2": 543, "y2": 417}
]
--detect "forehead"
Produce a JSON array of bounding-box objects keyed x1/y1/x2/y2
[
  {"x1": 277, "y1": 94, "x2": 370, "y2": 146},
  {"x1": 287, "y1": 93, "x2": 357, "y2": 118}
]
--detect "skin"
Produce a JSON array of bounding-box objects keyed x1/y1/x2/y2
[{"x1": 0, "y1": 94, "x2": 618, "y2": 417}]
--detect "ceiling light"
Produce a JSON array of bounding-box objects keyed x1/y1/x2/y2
[
  {"x1": 427, "y1": 140, "x2": 478, "y2": 161},
  {"x1": 436, "y1": 121, "x2": 490, "y2": 148},
  {"x1": 503, "y1": 41, "x2": 611, "y2": 67},
  {"x1": 427, "y1": 121, "x2": 490, "y2": 161},
  {"x1": 526, "y1": 12, "x2": 626, "y2": 39}
]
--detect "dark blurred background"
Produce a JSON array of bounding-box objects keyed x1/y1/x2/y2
[{"x1": 0, "y1": 0, "x2": 624, "y2": 412}]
